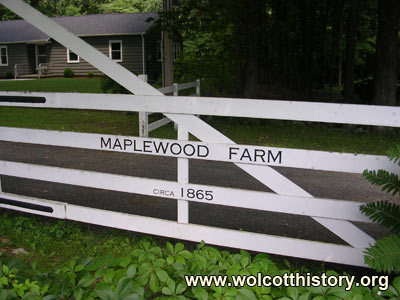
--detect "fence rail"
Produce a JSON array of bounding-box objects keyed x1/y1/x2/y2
[
  {"x1": 1, "y1": 90, "x2": 399, "y2": 267},
  {"x1": 1, "y1": 0, "x2": 400, "y2": 267},
  {"x1": 13, "y1": 64, "x2": 32, "y2": 79},
  {"x1": 139, "y1": 79, "x2": 201, "y2": 137}
]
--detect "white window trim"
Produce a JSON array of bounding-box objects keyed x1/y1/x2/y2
[
  {"x1": 67, "y1": 48, "x2": 79, "y2": 63},
  {"x1": 0, "y1": 45, "x2": 8, "y2": 66},
  {"x1": 109, "y1": 40, "x2": 123, "y2": 62}
]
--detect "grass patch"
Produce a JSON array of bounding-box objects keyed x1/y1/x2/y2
[
  {"x1": 0, "y1": 211, "x2": 139, "y2": 269},
  {"x1": 0, "y1": 78, "x2": 102, "y2": 93},
  {"x1": 207, "y1": 118, "x2": 399, "y2": 155},
  {"x1": 0, "y1": 107, "x2": 139, "y2": 135}
]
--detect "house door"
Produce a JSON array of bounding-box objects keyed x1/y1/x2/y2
[
  {"x1": 35, "y1": 44, "x2": 48, "y2": 66},
  {"x1": 27, "y1": 44, "x2": 36, "y2": 73}
]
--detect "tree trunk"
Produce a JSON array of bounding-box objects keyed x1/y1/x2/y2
[
  {"x1": 244, "y1": 0, "x2": 261, "y2": 99},
  {"x1": 331, "y1": 0, "x2": 345, "y2": 87},
  {"x1": 300, "y1": 0, "x2": 315, "y2": 98},
  {"x1": 162, "y1": 0, "x2": 173, "y2": 88},
  {"x1": 372, "y1": 0, "x2": 400, "y2": 106},
  {"x1": 343, "y1": 0, "x2": 359, "y2": 102}
]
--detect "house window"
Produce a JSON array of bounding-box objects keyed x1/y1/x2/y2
[
  {"x1": 157, "y1": 40, "x2": 162, "y2": 61},
  {"x1": 67, "y1": 49, "x2": 79, "y2": 63},
  {"x1": 37, "y1": 44, "x2": 48, "y2": 64},
  {"x1": 173, "y1": 42, "x2": 181, "y2": 60},
  {"x1": 0, "y1": 46, "x2": 8, "y2": 66},
  {"x1": 109, "y1": 40, "x2": 122, "y2": 62}
]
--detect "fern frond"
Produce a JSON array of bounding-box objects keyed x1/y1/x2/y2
[
  {"x1": 387, "y1": 145, "x2": 400, "y2": 166},
  {"x1": 363, "y1": 169, "x2": 400, "y2": 196},
  {"x1": 360, "y1": 201, "x2": 400, "y2": 234},
  {"x1": 364, "y1": 234, "x2": 400, "y2": 274}
]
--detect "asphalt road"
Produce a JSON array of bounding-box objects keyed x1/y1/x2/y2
[{"x1": 0, "y1": 140, "x2": 396, "y2": 245}]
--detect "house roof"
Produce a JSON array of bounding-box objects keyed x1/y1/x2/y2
[{"x1": 0, "y1": 12, "x2": 159, "y2": 44}]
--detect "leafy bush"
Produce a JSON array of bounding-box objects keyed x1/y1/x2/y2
[
  {"x1": 3, "y1": 71, "x2": 13, "y2": 79},
  {"x1": 1, "y1": 240, "x2": 399, "y2": 300},
  {"x1": 361, "y1": 145, "x2": 400, "y2": 273},
  {"x1": 64, "y1": 68, "x2": 75, "y2": 78},
  {"x1": 100, "y1": 74, "x2": 130, "y2": 94},
  {"x1": 88, "y1": 72, "x2": 94, "y2": 78}
]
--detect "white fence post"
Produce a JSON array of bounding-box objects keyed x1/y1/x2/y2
[
  {"x1": 173, "y1": 83, "x2": 179, "y2": 131},
  {"x1": 139, "y1": 112, "x2": 149, "y2": 137},
  {"x1": 138, "y1": 74, "x2": 149, "y2": 137},
  {"x1": 173, "y1": 83, "x2": 179, "y2": 97},
  {"x1": 196, "y1": 79, "x2": 200, "y2": 96},
  {"x1": 177, "y1": 124, "x2": 189, "y2": 224}
]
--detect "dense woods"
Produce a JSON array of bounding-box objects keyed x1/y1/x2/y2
[{"x1": 1, "y1": 0, "x2": 399, "y2": 105}]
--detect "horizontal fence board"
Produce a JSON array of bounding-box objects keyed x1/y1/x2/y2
[
  {"x1": 0, "y1": 127, "x2": 397, "y2": 174},
  {"x1": 66, "y1": 204, "x2": 366, "y2": 267},
  {"x1": 0, "y1": 91, "x2": 399, "y2": 127},
  {"x1": 0, "y1": 190, "x2": 366, "y2": 265},
  {"x1": 0, "y1": 160, "x2": 371, "y2": 222},
  {"x1": 157, "y1": 86, "x2": 174, "y2": 94},
  {"x1": 0, "y1": 192, "x2": 65, "y2": 218},
  {"x1": 148, "y1": 117, "x2": 172, "y2": 131},
  {"x1": 177, "y1": 81, "x2": 197, "y2": 90}
]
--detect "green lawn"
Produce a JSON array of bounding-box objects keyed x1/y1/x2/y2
[
  {"x1": 0, "y1": 77, "x2": 102, "y2": 93},
  {"x1": 0, "y1": 78, "x2": 398, "y2": 155}
]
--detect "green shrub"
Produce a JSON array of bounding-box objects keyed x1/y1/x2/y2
[
  {"x1": 100, "y1": 74, "x2": 129, "y2": 94},
  {"x1": 0, "y1": 240, "x2": 399, "y2": 299},
  {"x1": 64, "y1": 68, "x2": 75, "y2": 78},
  {"x1": 3, "y1": 71, "x2": 13, "y2": 79},
  {"x1": 361, "y1": 145, "x2": 400, "y2": 273},
  {"x1": 88, "y1": 72, "x2": 94, "y2": 78}
]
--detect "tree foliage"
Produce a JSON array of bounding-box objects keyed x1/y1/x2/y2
[
  {"x1": 100, "y1": 0, "x2": 161, "y2": 14},
  {"x1": 364, "y1": 234, "x2": 400, "y2": 274},
  {"x1": 0, "y1": 0, "x2": 398, "y2": 103},
  {"x1": 360, "y1": 201, "x2": 400, "y2": 234},
  {"x1": 361, "y1": 146, "x2": 400, "y2": 273}
]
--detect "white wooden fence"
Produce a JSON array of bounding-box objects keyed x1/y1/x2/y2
[
  {"x1": 1, "y1": 0, "x2": 400, "y2": 267},
  {"x1": 139, "y1": 79, "x2": 200, "y2": 137}
]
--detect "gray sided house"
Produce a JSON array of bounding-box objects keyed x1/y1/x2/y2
[{"x1": 0, "y1": 13, "x2": 162, "y2": 80}]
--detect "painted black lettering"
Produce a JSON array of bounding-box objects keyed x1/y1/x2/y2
[
  {"x1": 240, "y1": 148, "x2": 252, "y2": 161},
  {"x1": 143, "y1": 140, "x2": 152, "y2": 153},
  {"x1": 100, "y1": 137, "x2": 112, "y2": 149},
  {"x1": 153, "y1": 141, "x2": 169, "y2": 154},
  {"x1": 113, "y1": 138, "x2": 122, "y2": 150},
  {"x1": 198, "y1": 145, "x2": 209, "y2": 157},
  {"x1": 183, "y1": 144, "x2": 195, "y2": 156},
  {"x1": 229, "y1": 147, "x2": 239, "y2": 159},
  {"x1": 268, "y1": 151, "x2": 282, "y2": 164},
  {"x1": 133, "y1": 140, "x2": 143, "y2": 152},
  {"x1": 123, "y1": 139, "x2": 132, "y2": 150},
  {"x1": 170, "y1": 143, "x2": 182, "y2": 155},
  {"x1": 254, "y1": 149, "x2": 266, "y2": 162}
]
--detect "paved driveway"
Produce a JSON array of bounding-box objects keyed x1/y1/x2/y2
[{"x1": 0, "y1": 140, "x2": 396, "y2": 245}]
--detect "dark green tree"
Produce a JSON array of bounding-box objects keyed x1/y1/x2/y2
[{"x1": 372, "y1": 0, "x2": 400, "y2": 106}]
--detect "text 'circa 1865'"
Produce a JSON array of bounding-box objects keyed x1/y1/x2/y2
[{"x1": 100, "y1": 136, "x2": 282, "y2": 165}]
